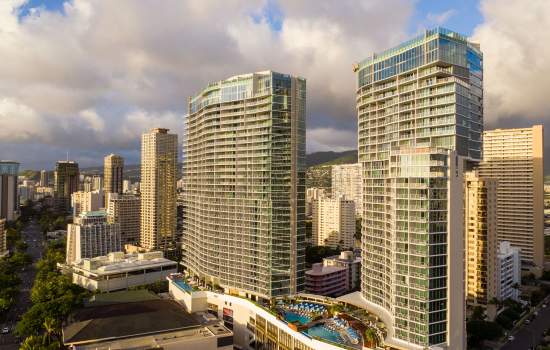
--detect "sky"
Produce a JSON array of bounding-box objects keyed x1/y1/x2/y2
[{"x1": 0, "y1": 0, "x2": 549, "y2": 173}]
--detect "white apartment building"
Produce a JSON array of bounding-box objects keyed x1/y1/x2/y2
[
  {"x1": 312, "y1": 195, "x2": 355, "y2": 249},
  {"x1": 66, "y1": 211, "x2": 121, "y2": 264},
  {"x1": 107, "y1": 193, "x2": 140, "y2": 246},
  {"x1": 497, "y1": 241, "x2": 521, "y2": 302},
  {"x1": 71, "y1": 190, "x2": 104, "y2": 218},
  {"x1": 70, "y1": 251, "x2": 177, "y2": 292},
  {"x1": 331, "y1": 164, "x2": 362, "y2": 217}
]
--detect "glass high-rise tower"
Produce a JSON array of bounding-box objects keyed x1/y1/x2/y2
[
  {"x1": 355, "y1": 28, "x2": 482, "y2": 348},
  {"x1": 182, "y1": 71, "x2": 306, "y2": 300}
]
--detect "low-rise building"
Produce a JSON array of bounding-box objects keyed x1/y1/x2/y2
[
  {"x1": 34, "y1": 186, "x2": 54, "y2": 200},
  {"x1": 63, "y1": 294, "x2": 232, "y2": 350},
  {"x1": 497, "y1": 241, "x2": 521, "y2": 301},
  {"x1": 305, "y1": 263, "x2": 348, "y2": 297},
  {"x1": 70, "y1": 251, "x2": 177, "y2": 292},
  {"x1": 46, "y1": 229, "x2": 67, "y2": 241},
  {"x1": 323, "y1": 251, "x2": 361, "y2": 291}
]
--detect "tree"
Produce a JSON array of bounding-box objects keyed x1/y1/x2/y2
[
  {"x1": 470, "y1": 306, "x2": 485, "y2": 321},
  {"x1": 19, "y1": 335, "x2": 44, "y2": 350},
  {"x1": 364, "y1": 328, "x2": 378, "y2": 348},
  {"x1": 467, "y1": 320, "x2": 503, "y2": 348}
]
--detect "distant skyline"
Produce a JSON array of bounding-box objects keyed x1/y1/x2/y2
[{"x1": 1, "y1": 0, "x2": 549, "y2": 173}]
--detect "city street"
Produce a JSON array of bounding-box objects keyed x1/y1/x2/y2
[
  {"x1": 501, "y1": 296, "x2": 550, "y2": 350},
  {"x1": 0, "y1": 219, "x2": 44, "y2": 350}
]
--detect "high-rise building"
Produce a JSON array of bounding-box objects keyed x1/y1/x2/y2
[
  {"x1": 66, "y1": 211, "x2": 121, "y2": 264},
  {"x1": 182, "y1": 71, "x2": 306, "y2": 300},
  {"x1": 331, "y1": 164, "x2": 362, "y2": 217},
  {"x1": 107, "y1": 193, "x2": 141, "y2": 246},
  {"x1": 464, "y1": 171, "x2": 498, "y2": 309},
  {"x1": 40, "y1": 169, "x2": 49, "y2": 187},
  {"x1": 306, "y1": 187, "x2": 327, "y2": 217},
  {"x1": 0, "y1": 161, "x2": 20, "y2": 221},
  {"x1": 140, "y1": 128, "x2": 177, "y2": 252},
  {"x1": 0, "y1": 219, "x2": 7, "y2": 257},
  {"x1": 104, "y1": 154, "x2": 124, "y2": 200},
  {"x1": 479, "y1": 125, "x2": 544, "y2": 274},
  {"x1": 54, "y1": 161, "x2": 80, "y2": 212},
  {"x1": 71, "y1": 190, "x2": 104, "y2": 218},
  {"x1": 355, "y1": 28, "x2": 482, "y2": 348},
  {"x1": 312, "y1": 195, "x2": 355, "y2": 249},
  {"x1": 92, "y1": 175, "x2": 103, "y2": 191}
]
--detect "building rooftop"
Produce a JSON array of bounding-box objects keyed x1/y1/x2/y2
[
  {"x1": 306, "y1": 263, "x2": 347, "y2": 276},
  {"x1": 63, "y1": 299, "x2": 202, "y2": 345},
  {"x1": 72, "y1": 251, "x2": 177, "y2": 275}
]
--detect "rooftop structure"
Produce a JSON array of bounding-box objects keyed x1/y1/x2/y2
[
  {"x1": 69, "y1": 251, "x2": 177, "y2": 292},
  {"x1": 63, "y1": 298, "x2": 233, "y2": 350}
]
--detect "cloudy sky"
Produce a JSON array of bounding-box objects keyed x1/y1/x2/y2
[{"x1": 1, "y1": 0, "x2": 549, "y2": 172}]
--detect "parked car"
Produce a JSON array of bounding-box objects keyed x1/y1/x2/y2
[
  {"x1": 2, "y1": 327, "x2": 9, "y2": 334},
  {"x1": 508, "y1": 335, "x2": 515, "y2": 341}
]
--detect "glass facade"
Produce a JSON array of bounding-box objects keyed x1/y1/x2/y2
[
  {"x1": 356, "y1": 28, "x2": 482, "y2": 347},
  {"x1": 183, "y1": 71, "x2": 306, "y2": 299}
]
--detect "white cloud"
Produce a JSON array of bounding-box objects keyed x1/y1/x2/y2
[
  {"x1": 473, "y1": 0, "x2": 550, "y2": 122},
  {"x1": 426, "y1": 9, "x2": 456, "y2": 25},
  {"x1": 0, "y1": 0, "x2": 414, "y2": 167},
  {"x1": 307, "y1": 128, "x2": 357, "y2": 153}
]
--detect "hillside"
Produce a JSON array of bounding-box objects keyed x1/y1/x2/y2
[
  {"x1": 306, "y1": 150, "x2": 357, "y2": 167},
  {"x1": 306, "y1": 150, "x2": 358, "y2": 189}
]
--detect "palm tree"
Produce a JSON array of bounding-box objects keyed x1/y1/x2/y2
[
  {"x1": 19, "y1": 335, "x2": 43, "y2": 350},
  {"x1": 43, "y1": 317, "x2": 58, "y2": 345},
  {"x1": 363, "y1": 328, "x2": 378, "y2": 348}
]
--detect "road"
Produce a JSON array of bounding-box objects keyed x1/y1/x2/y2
[
  {"x1": 0, "y1": 218, "x2": 44, "y2": 350},
  {"x1": 501, "y1": 296, "x2": 550, "y2": 350}
]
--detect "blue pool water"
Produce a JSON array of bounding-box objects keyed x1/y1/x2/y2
[
  {"x1": 283, "y1": 312, "x2": 311, "y2": 325},
  {"x1": 173, "y1": 280, "x2": 194, "y2": 293},
  {"x1": 306, "y1": 325, "x2": 344, "y2": 344}
]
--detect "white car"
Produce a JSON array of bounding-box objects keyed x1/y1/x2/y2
[
  {"x1": 508, "y1": 335, "x2": 515, "y2": 341},
  {"x1": 1, "y1": 327, "x2": 9, "y2": 334}
]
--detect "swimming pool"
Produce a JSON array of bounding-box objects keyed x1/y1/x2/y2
[
  {"x1": 283, "y1": 312, "x2": 311, "y2": 325},
  {"x1": 173, "y1": 279, "x2": 194, "y2": 293},
  {"x1": 306, "y1": 324, "x2": 344, "y2": 344}
]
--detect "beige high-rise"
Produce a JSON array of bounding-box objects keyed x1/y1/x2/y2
[
  {"x1": 71, "y1": 190, "x2": 104, "y2": 218},
  {"x1": 107, "y1": 193, "x2": 140, "y2": 246},
  {"x1": 479, "y1": 125, "x2": 544, "y2": 274},
  {"x1": 331, "y1": 164, "x2": 362, "y2": 217},
  {"x1": 140, "y1": 128, "x2": 177, "y2": 252},
  {"x1": 464, "y1": 171, "x2": 498, "y2": 309},
  {"x1": 104, "y1": 154, "x2": 124, "y2": 201},
  {"x1": 312, "y1": 195, "x2": 355, "y2": 249}
]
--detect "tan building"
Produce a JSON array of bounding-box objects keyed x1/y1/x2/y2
[
  {"x1": 140, "y1": 128, "x2": 177, "y2": 252},
  {"x1": 312, "y1": 195, "x2": 355, "y2": 249},
  {"x1": 306, "y1": 187, "x2": 327, "y2": 217},
  {"x1": 479, "y1": 125, "x2": 544, "y2": 274},
  {"x1": 71, "y1": 190, "x2": 104, "y2": 218},
  {"x1": 0, "y1": 219, "x2": 7, "y2": 257},
  {"x1": 464, "y1": 171, "x2": 498, "y2": 310},
  {"x1": 104, "y1": 154, "x2": 124, "y2": 202},
  {"x1": 107, "y1": 193, "x2": 140, "y2": 246},
  {"x1": 54, "y1": 161, "x2": 80, "y2": 212},
  {"x1": 331, "y1": 163, "x2": 362, "y2": 217}
]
